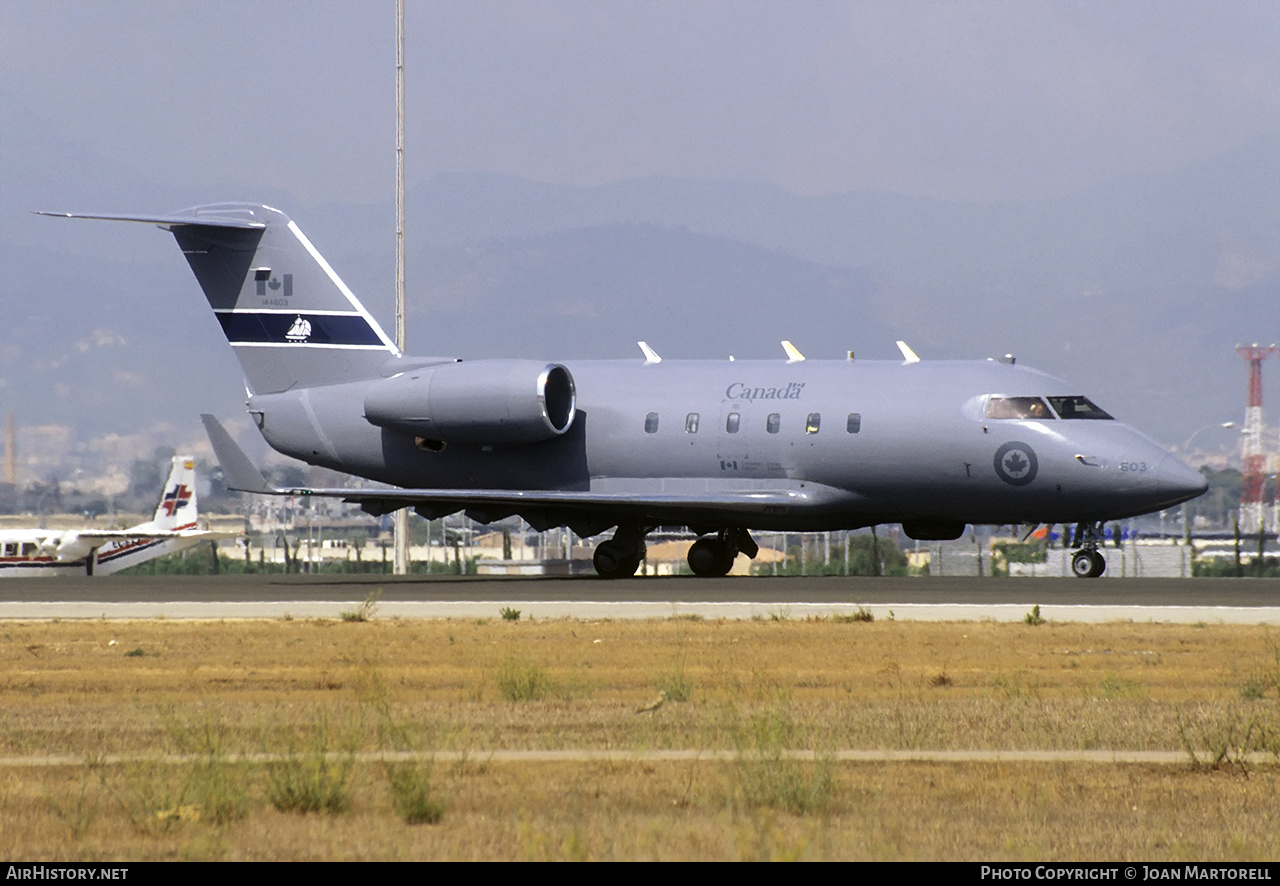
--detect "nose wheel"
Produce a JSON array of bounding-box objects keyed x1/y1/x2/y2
[
  {"x1": 1070, "y1": 522, "x2": 1107, "y2": 578},
  {"x1": 1070, "y1": 548, "x2": 1106, "y2": 578}
]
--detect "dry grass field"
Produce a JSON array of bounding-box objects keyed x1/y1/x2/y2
[{"x1": 3, "y1": 612, "x2": 1280, "y2": 860}]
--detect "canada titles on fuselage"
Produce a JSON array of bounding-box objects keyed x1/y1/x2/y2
[{"x1": 724, "y1": 381, "x2": 805, "y2": 402}]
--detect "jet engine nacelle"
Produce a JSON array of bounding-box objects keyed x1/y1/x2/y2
[{"x1": 363, "y1": 360, "x2": 577, "y2": 445}]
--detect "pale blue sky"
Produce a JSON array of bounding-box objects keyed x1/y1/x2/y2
[{"x1": 5, "y1": 0, "x2": 1279, "y2": 205}]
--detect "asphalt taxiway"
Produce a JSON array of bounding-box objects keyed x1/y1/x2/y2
[{"x1": 1, "y1": 573, "x2": 1278, "y2": 623}]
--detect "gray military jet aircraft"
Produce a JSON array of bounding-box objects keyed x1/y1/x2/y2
[{"x1": 43, "y1": 203, "x2": 1207, "y2": 578}]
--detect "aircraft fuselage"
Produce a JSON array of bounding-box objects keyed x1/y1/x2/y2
[{"x1": 250, "y1": 356, "x2": 1203, "y2": 533}]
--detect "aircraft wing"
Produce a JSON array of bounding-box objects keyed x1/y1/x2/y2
[
  {"x1": 72, "y1": 529, "x2": 240, "y2": 543},
  {"x1": 278, "y1": 486, "x2": 808, "y2": 515},
  {"x1": 201, "y1": 414, "x2": 832, "y2": 520}
]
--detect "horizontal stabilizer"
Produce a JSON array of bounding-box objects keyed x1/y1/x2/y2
[{"x1": 35, "y1": 210, "x2": 265, "y2": 229}]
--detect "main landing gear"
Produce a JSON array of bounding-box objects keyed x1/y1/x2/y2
[
  {"x1": 590, "y1": 526, "x2": 762, "y2": 578},
  {"x1": 1069, "y1": 521, "x2": 1107, "y2": 579},
  {"x1": 592, "y1": 524, "x2": 648, "y2": 579},
  {"x1": 687, "y1": 528, "x2": 759, "y2": 577}
]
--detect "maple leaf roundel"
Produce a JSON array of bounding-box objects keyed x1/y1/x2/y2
[{"x1": 993, "y1": 441, "x2": 1038, "y2": 486}]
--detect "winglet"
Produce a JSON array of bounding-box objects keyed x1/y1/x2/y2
[
  {"x1": 895, "y1": 340, "x2": 921, "y2": 363},
  {"x1": 637, "y1": 341, "x2": 662, "y2": 365},
  {"x1": 200, "y1": 415, "x2": 276, "y2": 494},
  {"x1": 781, "y1": 341, "x2": 805, "y2": 363}
]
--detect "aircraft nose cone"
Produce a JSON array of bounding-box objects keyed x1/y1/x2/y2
[{"x1": 1157, "y1": 455, "x2": 1208, "y2": 506}]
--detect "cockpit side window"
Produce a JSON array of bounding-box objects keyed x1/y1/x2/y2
[
  {"x1": 1046, "y1": 396, "x2": 1113, "y2": 420},
  {"x1": 985, "y1": 397, "x2": 1054, "y2": 420}
]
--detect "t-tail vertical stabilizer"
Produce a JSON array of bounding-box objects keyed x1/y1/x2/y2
[{"x1": 37, "y1": 205, "x2": 400, "y2": 394}]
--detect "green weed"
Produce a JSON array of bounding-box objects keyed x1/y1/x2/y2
[
  {"x1": 385, "y1": 761, "x2": 446, "y2": 824},
  {"x1": 340, "y1": 589, "x2": 382, "y2": 622},
  {"x1": 495, "y1": 656, "x2": 553, "y2": 702},
  {"x1": 263, "y1": 709, "x2": 358, "y2": 814},
  {"x1": 730, "y1": 694, "x2": 836, "y2": 816}
]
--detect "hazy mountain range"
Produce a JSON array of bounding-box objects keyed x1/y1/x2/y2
[{"x1": 5, "y1": 132, "x2": 1278, "y2": 483}]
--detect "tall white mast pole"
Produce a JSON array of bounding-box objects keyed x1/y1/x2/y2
[{"x1": 393, "y1": 0, "x2": 410, "y2": 575}]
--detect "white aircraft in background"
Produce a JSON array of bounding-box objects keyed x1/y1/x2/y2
[{"x1": 0, "y1": 455, "x2": 233, "y2": 576}]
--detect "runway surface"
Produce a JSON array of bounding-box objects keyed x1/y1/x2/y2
[{"x1": 1, "y1": 573, "x2": 1278, "y2": 622}]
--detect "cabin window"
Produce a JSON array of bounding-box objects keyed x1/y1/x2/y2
[
  {"x1": 806, "y1": 413, "x2": 821, "y2": 434},
  {"x1": 644, "y1": 412, "x2": 659, "y2": 434},
  {"x1": 986, "y1": 397, "x2": 1054, "y2": 420},
  {"x1": 766, "y1": 413, "x2": 781, "y2": 434},
  {"x1": 21, "y1": 543, "x2": 36, "y2": 556},
  {"x1": 725, "y1": 412, "x2": 740, "y2": 434},
  {"x1": 1046, "y1": 396, "x2": 1113, "y2": 420},
  {"x1": 685, "y1": 412, "x2": 700, "y2": 433},
  {"x1": 847, "y1": 413, "x2": 861, "y2": 434},
  {"x1": 2, "y1": 543, "x2": 14, "y2": 557}
]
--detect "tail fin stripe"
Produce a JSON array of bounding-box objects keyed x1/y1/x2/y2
[{"x1": 216, "y1": 311, "x2": 387, "y2": 346}]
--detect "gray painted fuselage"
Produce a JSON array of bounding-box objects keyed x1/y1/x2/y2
[{"x1": 252, "y1": 356, "x2": 1203, "y2": 532}]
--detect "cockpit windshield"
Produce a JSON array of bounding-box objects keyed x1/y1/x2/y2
[
  {"x1": 1045, "y1": 396, "x2": 1113, "y2": 420},
  {"x1": 986, "y1": 397, "x2": 1053, "y2": 420},
  {"x1": 986, "y1": 395, "x2": 1114, "y2": 421}
]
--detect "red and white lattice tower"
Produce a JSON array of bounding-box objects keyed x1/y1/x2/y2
[{"x1": 1237, "y1": 344, "x2": 1278, "y2": 534}]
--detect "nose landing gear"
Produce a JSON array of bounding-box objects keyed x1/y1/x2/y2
[{"x1": 1069, "y1": 522, "x2": 1107, "y2": 578}]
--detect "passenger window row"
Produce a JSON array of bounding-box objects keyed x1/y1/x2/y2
[{"x1": 643, "y1": 412, "x2": 862, "y2": 435}]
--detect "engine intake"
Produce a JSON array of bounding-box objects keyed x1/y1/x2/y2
[{"x1": 363, "y1": 360, "x2": 576, "y2": 445}]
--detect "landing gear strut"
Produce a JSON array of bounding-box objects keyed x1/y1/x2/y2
[
  {"x1": 1069, "y1": 521, "x2": 1107, "y2": 578},
  {"x1": 687, "y1": 528, "x2": 758, "y2": 577},
  {"x1": 592, "y1": 524, "x2": 648, "y2": 579}
]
